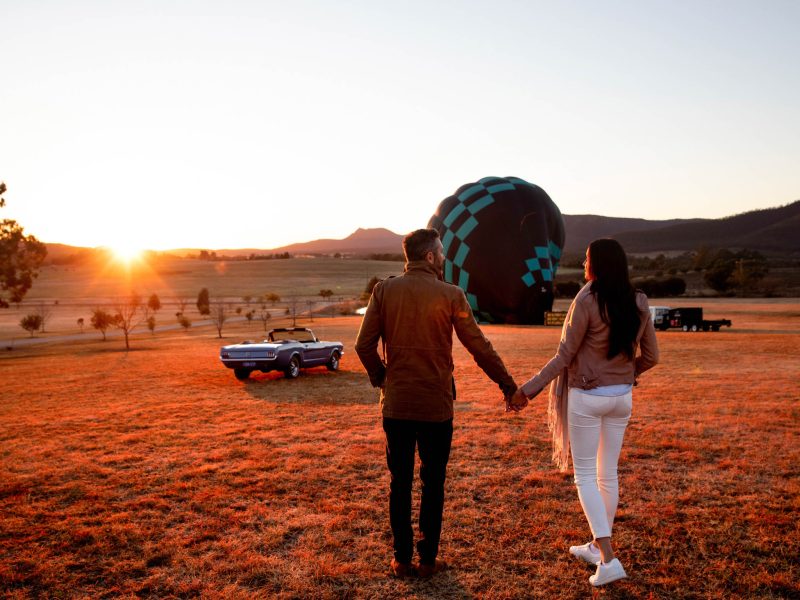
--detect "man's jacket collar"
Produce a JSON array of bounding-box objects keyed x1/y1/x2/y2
[{"x1": 404, "y1": 260, "x2": 440, "y2": 278}]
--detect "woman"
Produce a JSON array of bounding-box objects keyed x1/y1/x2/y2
[{"x1": 511, "y1": 238, "x2": 659, "y2": 586}]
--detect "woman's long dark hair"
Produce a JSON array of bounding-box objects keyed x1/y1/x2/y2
[{"x1": 587, "y1": 239, "x2": 640, "y2": 360}]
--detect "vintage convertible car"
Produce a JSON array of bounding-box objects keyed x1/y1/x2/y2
[{"x1": 219, "y1": 327, "x2": 344, "y2": 381}]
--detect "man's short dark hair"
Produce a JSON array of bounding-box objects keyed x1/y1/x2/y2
[{"x1": 403, "y1": 228, "x2": 440, "y2": 262}]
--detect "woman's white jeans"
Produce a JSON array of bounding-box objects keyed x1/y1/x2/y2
[{"x1": 568, "y1": 388, "x2": 632, "y2": 539}]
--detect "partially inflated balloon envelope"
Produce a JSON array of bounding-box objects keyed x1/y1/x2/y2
[{"x1": 428, "y1": 176, "x2": 565, "y2": 324}]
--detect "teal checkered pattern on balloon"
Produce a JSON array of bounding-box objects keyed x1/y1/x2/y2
[
  {"x1": 441, "y1": 177, "x2": 513, "y2": 313},
  {"x1": 521, "y1": 241, "x2": 562, "y2": 287}
]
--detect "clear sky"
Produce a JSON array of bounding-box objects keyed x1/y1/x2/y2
[{"x1": 2, "y1": 0, "x2": 798, "y2": 250}]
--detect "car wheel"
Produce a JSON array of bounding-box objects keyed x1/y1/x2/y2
[
  {"x1": 285, "y1": 356, "x2": 300, "y2": 379},
  {"x1": 690, "y1": 324, "x2": 698, "y2": 332},
  {"x1": 234, "y1": 368, "x2": 252, "y2": 381},
  {"x1": 326, "y1": 350, "x2": 340, "y2": 372},
  {"x1": 682, "y1": 325, "x2": 689, "y2": 332}
]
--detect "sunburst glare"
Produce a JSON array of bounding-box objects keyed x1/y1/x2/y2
[{"x1": 109, "y1": 243, "x2": 143, "y2": 264}]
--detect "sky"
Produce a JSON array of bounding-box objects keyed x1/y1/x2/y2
[{"x1": 1, "y1": 0, "x2": 798, "y2": 250}]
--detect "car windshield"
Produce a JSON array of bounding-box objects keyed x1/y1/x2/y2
[{"x1": 268, "y1": 330, "x2": 316, "y2": 343}]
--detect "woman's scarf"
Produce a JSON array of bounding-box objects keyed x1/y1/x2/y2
[{"x1": 547, "y1": 366, "x2": 570, "y2": 472}]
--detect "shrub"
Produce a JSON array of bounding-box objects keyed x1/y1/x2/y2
[
  {"x1": 178, "y1": 315, "x2": 191, "y2": 331},
  {"x1": 20, "y1": 314, "x2": 42, "y2": 337},
  {"x1": 635, "y1": 277, "x2": 687, "y2": 297}
]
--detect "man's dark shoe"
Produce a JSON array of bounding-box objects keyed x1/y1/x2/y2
[
  {"x1": 390, "y1": 559, "x2": 413, "y2": 578},
  {"x1": 415, "y1": 559, "x2": 447, "y2": 578}
]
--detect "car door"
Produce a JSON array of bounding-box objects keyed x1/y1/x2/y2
[
  {"x1": 301, "y1": 334, "x2": 327, "y2": 365},
  {"x1": 311, "y1": 341, "x2": 330, "y2": 365}
]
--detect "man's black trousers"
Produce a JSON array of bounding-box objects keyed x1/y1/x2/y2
[{"x1": 382, "y1": 416, "x2": 453, "y2": 566}]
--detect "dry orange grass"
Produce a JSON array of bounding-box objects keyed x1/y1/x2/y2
[{"x1": 1, "y1": 310, "x2": 799, "y2": 599}]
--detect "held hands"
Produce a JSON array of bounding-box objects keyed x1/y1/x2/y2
[{"x1": 505, "y1": 387, "x2": 529, "y2": 413}]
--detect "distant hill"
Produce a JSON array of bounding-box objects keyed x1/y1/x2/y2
[
  {"x1": 263, "y1": 227, "x2": 404, "y2": 256},
  {"x1": 42, "y1": 243, "x2": 103, "y2": 265},
  {"x1": 272, "y1": 227, "x2": 403, "y2": 254},
  {"x1": 112, "y1": 228, "x2": 405, "y2": 259},
  {"x1": 561, "y1": 215, "x2": 698, "y2": 254},
  {"x1": 612, "y1": 200, "x2": 800, "y2": 253}
]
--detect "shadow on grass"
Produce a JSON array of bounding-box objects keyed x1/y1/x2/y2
[{"x1": 396, "y1": 571, "x2": 475, "y2": 599}]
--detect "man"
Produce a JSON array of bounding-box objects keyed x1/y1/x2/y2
[{"x1": 355, "y1": 228, "x2": 518, "y2": 578}]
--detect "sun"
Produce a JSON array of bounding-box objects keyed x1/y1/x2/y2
[{"x1": 110, "y1": 243, "x2": 144, "y2": 264}]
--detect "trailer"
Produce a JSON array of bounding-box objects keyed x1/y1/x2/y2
[{"x1": 652, "y1": 307, "x2": 732, "y2": 332}]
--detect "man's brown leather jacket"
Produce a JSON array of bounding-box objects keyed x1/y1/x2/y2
[{"x1": 355, "y1": 260, "x2": 516, "y2": 422}]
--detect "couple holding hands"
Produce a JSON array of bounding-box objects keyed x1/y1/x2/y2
[{"x1": 355, "y1": 229, "x2": 659, "y2": 587}]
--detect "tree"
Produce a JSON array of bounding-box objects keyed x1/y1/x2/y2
[
  {"x1": 0, "y1": 182, "x2": 48, "y2": 308},
  {"x1": 245, "y1": 310, "x2": 254, "y2": 325},
  {"x1": 91, "y1": 308, "x2": 114, "y2": 340},
  {"x1": 692, "y1": 245, "x2": 712, "y2": 272},
  {"x1": 257, "y1": 305, "x2": 272, "y2": 331},
  {"x1": 242, "y1": 295, "x2": 252, "y2": 306},
  {"x1": 196, "y1": 288, "x2": 210, "y2": 316},
  {"x1": 210, "y1": 300, "x2": 228, "y2": 338},
  {"x1": 661, "y1": 277, "x2": 687, "y2": 296},
  {"x1": 265, "y1": 293, "x2": 281, "y2": 306},
  {"x1": 287, "y1": 296, "x2": 300, "y2": 326},
  {"x1": 704, "y1": 250, "x2": 736, "y2": 293},
  {"x1": 112, "y1": 293, "x2": 143, "y2": 350},
  {"x1": 77, "y1": 317, "x2": 84, "y2": 333},
  {"x1": 34, "y1": 303, "x2": 53, "y2": 333},
  {"x1": 306, "y1": 300, "x2": 315, "y2": 322},
  {"x1": 733, "y1": 250, "x2": 769, "y2": 292},
  {"x1": 174, "y1": 296, "x2": 188, "y2": 314},
  {"x1": 20, "y1": 314, "x2": 42, "y2": 337},
  {"x1": 319, "y1": 289, "x2": 334, "y2": 317},
  {"x1": 147, "y1": 293, "x2": 161, "y2": 314},
  {"x1": 704, "y1": 262, "x2": 733, "y2": 292},
  {"x1": 146, "y1": 316, "x2": 156, "y2": 335}
]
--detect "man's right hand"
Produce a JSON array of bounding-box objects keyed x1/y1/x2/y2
[{"x1": 506, "y1": 388, "x2": 528, "y2": 412}]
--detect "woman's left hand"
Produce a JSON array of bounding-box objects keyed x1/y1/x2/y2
[{"x1": 507, "y1": 388, "x2": 529, "y2": 412}]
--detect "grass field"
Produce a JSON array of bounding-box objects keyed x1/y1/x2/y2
[
  {"x1": 21, "y1": 257, "x2": 406, "y2": 301},
  {"x1": 1, "y1": 301, "x2": 799, "y2": 598}
]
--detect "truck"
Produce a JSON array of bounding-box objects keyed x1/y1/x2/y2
[{"x1": 649, "y1": 306, "x2": 732, "y2": 332}]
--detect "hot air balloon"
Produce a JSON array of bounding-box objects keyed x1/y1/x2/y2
[{"x1": 428, "y1": 176, "x2": 565, "y2": 324}]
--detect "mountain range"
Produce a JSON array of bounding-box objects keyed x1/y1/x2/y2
[
  {"x1": 261, "y1": 200, "x2": 800, "y2": 256},
  {"x1": 44, "y1": 200, "x2": 799, "y2": 262}
]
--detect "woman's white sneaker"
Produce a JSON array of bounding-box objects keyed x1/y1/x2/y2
[
  {"x1": 569, "y1": 542, "x2": 601, "y2": 565},
  {"x1": 589, "y1": 558, "x2": 627, "y2": 586}
]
